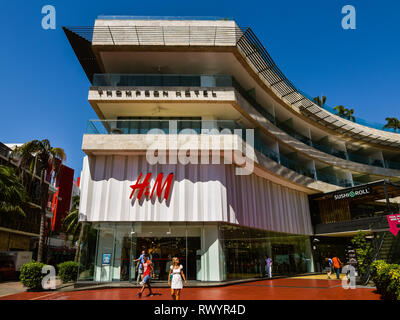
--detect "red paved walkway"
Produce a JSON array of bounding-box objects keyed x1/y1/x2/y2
[{"x1": 0, "y1": 278, "x2": 380, "y2": 300}]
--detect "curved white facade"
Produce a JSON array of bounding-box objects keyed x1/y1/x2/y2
[
  {"x1": 64, "y1": 17, "x2": 400, "y2": 283},
  {"x1": 80, "y1": 155, "x2": 312, "y2": 235}
]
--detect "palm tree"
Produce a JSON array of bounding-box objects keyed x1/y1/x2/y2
[
  {"x1": 345, "y1": 108, "x2": 356, "y2": 122},
  {"x1": 10, "y1": 140, "x2": 66, "y2": 263},
  {"x1": 312, "y1": 96, "x2": 327, "y2": 107},
  {"x1": 383, "y1": 117, "x2": 400, "y2": 132},
  {"x1": 333, "y1": 105, "x2": 347, "y2": 117},
  {"x1": 0, "y1": 165, "x2": 27, "y2": 217},
  {"x1": 62, "y1": 195, "x2": 82, "y2": 262}
]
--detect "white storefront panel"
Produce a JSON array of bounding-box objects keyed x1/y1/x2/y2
[{"x1": 79, "y1": 155, "x2": 313, "y2": 235}]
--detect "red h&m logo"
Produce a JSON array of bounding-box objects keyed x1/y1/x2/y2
[{"x1": 129, "y1": 173, "x2": 174, "y2": 201}]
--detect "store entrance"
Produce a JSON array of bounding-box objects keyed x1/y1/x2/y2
[{"x1": 132, "y1": 236, "x2": 200, "y2": 281}]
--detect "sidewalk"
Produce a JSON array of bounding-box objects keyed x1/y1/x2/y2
[
  {"x1": 0, "y1": 278, "x2": 69, "y2": 298},
  {"x1": 0, "y1": 277, "x2": 381, "y2": 300},
  {"x1": 0, "y1": 281, "x2": 26, "y2": 298}
]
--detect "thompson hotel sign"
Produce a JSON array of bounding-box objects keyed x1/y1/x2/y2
[{"x1": 333, "y1": 186, "x2": 372, "y2": 200}]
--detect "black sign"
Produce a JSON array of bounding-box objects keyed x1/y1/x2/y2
[
  {"x1": 333, "y1": 186, "x2": 371, "y2": 200},
  {"x1": 345, "y1": 245, "x2": 359, "y2": 274}
]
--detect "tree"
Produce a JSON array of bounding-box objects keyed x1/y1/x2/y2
[
  {"x1": 333, "y1": 105, "x2": 346, "y2": 117},
  {"x1": 312, "y1": 96, "x2": 327, "y2": 107},
  {"x1": 333, "y1": 105, "x2": 356, "y2": 122},
  {"x1": 351, "y1": 231, "x2": 373, "y2": 277},
  {"x1": 62, "y1": 195, "x2": 82, "y2": 262},
  {"x1": 344, "y1": 108, "x2": 356, "y2": 122},
  {"x1": 10, "y1": 140, "x2": 66, "y2": 263},
  {"x1": 383, "y1": 117, "x2": 400, "y2": 133},
  {"x1": 0, "y1": 165, "x2": 27, "y2": 217}
]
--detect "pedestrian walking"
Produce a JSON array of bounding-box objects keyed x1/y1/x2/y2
[
  {"x1": 332, "y1": 255, "x2": 342, "y2": 280},
  {"x1": 133, "y1": 250, "x2": 146, "y2": 284},
  {"x1": 137, "y1": 255, "x2": 155, "y2": 298},
  {"x1": 325, "y1": 257, "x2": 333, "y2": 279},
  {"x1": 265, "y1": 256, "x2": 273, "y2": 278},
  {"x1": 168, "y1": 257, "x2": 187, "y2": 300}
]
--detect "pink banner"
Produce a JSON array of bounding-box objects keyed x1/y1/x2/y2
[{"x1": 387, "y1": 214, "x2": 400, "y2": 236}]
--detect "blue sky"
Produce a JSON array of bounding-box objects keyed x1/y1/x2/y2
[{"x1": 1, "y1": 0, "x2": 399, "y2": 177}]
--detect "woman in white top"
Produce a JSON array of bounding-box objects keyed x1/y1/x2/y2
[{"x1": 168, "y1": 257, "x2": 187, "y2": 300}]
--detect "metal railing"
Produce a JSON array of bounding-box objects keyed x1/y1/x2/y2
[
  {"x1": 91, "y1": 72, "x2": 400, "y2": 171},
  {"x1": 315, "y1": 171, "x2": 353, "y2": 188},
  {"x1": 65, "y1": 24, "x2": 400, "y2": 138},
  {"x1": 86, "y1": 119, "x2": 361, "y2": 186},
  {"x1": 97, "y1": 16, "x2": 233, "y2": 21},
  {"x1": 237, "y1": 29, "x2": 400, "y2": 137},
  {"x1": 93, "y1": 74, "x2": 232, "y2": 87},
  {"x1": 86, "y1": 119, "x2": 241, "y2": 135},
  {"x1": 361, "y1": 231, "x2": 387, "y2": 286},
  {"x1": 68, "y1": 25, "x2": 242, "y2": 46}
]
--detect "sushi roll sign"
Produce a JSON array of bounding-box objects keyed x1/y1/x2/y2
[{"x1": 333, "y1": 187, "x2": 371, "y2": 200}]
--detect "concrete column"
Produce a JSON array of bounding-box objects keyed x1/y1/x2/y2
[{"x1": 200, "y1": 224, "x2": 223, "y2": 281}]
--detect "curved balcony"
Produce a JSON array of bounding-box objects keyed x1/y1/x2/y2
[
  {"x1": 86, "y1": 119, "x2": 354, "y2": 188},
  {"x1": 236, "y1": 28, "x2": 400, "y2": 146},
  {"x1": 91, "y1": 73, "x2": 400, "y2": 172},
  {"x1": 64, "y1": 23, "x2": 400, "y2": 147}
]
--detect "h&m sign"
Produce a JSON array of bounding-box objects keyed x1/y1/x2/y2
[{"x1": 129, "y1": 173, "x2": 174, "y2": 202}]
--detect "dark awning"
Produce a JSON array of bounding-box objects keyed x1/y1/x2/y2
[
  {"x1": 310, "y1": 180, "x2": 400, "y2": 203},
  {"x1": 63, "y1": 27, "x2": 102, "y2": 83}
]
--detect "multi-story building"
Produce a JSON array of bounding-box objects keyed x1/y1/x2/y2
[
  {"x1": 46, "y1": 164, "x2": 77, "y2": 265},
  {"x1": 0, "y1": 142, "x2": 57, "y2": 257},
  {"x1": 0, "y1": 144, "x2": 77, "y2": 265},
  {"x1": 49, "y1": 164, "x2": 75, "y2": 233},
  {"x1": 64, "y1": 17, "x2": 400, "y2": 283}
]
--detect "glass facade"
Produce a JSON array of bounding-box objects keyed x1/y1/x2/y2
[
  {"x1": 219, "y1": 224, "x2": 314, "y2": 280},
  {"x1": 77, "y1": 222, "x2": 313, "y2": 283},
  {"x1": 78, "y1": 222, "x2": 204, "y2": 282}
]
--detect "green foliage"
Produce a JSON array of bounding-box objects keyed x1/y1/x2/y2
[
  {"x1": 62, "y1": 195, "x2": 81, "y2": 242},
  {"x1": 19, "y1": 261, "x2": 46, "y2": 290},
  {"x1": 333, "y1": 105, "x2": 356, "y2": 122},
  {"x1": 0, "y1": 165, "x2": 27, "y2": 216},
  {"x1": 57, "y1": 261, "x2": 80, "y2": 283},
  {"x1": 383, "y1": 117, "x2": 400, "y2": 132},
  {"x1": 10, "y1": 139, "x2": 66, "y2": 263},
  {"x1": 312, "y1": 96, "x2": 327, "y2": 107},
  {"x1": 344, "y1": 108, "x2": 355, "y2": 122},
  {"x1": 10, "y1": 139, "x2": 66, "y2": 177},
  {"x1": 351, "y1": 231, "x2": 373, "y2": 277},
  {"x1": 370, "y1": 260, "x2": 400, "y2": 300}
]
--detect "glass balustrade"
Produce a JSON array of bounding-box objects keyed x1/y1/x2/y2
[
  {"x1": 93, "y1": 74, "x2": 233, "y2": 88},
  {"x1": 85, "y1": 119, "x2": 345, "y2": 185},
  {"x1": 385, "y1": 160, "x2": 400, "y2": 170},
  {"x1": 315, "y1": 172, "x2": 353, "y2": 188},
  {"x1": 91, "y1": 74, "x2": 400, "y2": 171},
  {"x1": 86, "y1": 119, "x2": 242, "y2": 135},
  {"x1": 299, "y1": 90, "x2": 398, "y2": 133}
]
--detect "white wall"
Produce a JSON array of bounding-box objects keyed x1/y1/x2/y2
[{"x1": 80, "y1": 155, "x2": 313, "y2": 235}]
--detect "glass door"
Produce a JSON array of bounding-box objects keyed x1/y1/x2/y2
[{"x1": 112, "y1": 224, "x2": 132, "y2": 281}]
